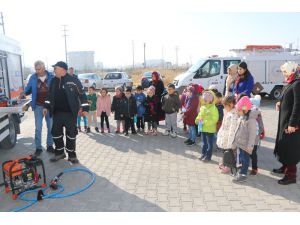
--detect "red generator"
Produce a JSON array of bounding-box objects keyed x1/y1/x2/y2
[{"x1": 2, "y1": 155, "x2": 46, "y2": 200}]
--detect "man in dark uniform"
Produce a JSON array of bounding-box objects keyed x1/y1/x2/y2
[{"x1": 43, "y1": 61, "x2": 89, "y2": 164}]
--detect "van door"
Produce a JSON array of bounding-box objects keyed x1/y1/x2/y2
[
  {"x1": 0, "y1": 52, "x2": 8, "y2": 98},
  {"x1": 192, "y1": 59, "x2": 222, "y2": 90}
]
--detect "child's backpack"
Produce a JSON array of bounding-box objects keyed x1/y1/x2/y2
[{"x1": 223, "y1": 149, "x2": 237, "y2": 175}]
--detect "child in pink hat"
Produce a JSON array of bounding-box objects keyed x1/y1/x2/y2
[{"x1": 232, "y1": 96, "x2": 258, "y2": 183}]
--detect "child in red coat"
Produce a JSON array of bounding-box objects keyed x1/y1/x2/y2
[{"x1": 183, "y1": 86, "x2": 200, "y2": 146}]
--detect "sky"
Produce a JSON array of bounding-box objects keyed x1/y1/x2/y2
[{"x1": 1, "y1": 0, "x2": 300, "y2": 68}]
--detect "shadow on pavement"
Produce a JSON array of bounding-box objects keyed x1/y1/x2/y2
[{"x1": 0, "y1": 137, "x2": 164, "y2": 212}]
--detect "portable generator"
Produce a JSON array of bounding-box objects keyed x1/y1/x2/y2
[{"x1": 1, "y1": 155, "x2": 46, "y2": 200}]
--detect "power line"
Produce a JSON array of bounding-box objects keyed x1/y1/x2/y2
[{"x1": 62, "y1": 25, "x2": 68, "y2": 64}]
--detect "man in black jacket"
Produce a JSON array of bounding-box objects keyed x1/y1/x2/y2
[{"x1": 43, "y1": 61, "x2": 89, "y2": 163}]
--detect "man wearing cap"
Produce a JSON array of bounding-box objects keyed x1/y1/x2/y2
[
  {"x1": 19, "y1": 60, "x2": 54, "y2": 156},
  {"x1": 43, "y1": 61, "x2": 89, "y2": 163}
]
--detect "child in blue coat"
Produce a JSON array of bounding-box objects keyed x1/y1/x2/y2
[{"x1": 134, "y1": 85, "x2": 146, "y2": 132}]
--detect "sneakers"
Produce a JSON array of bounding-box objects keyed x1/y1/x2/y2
[
  {"x1": 170, "y1": 132, "x2": 177, "y2": 138},
  {"x1": 233, "y1": 173, "x2": 247, "y2": 183},
  {"x1": 199, "y1": 155, "x2": 206, "y2": 160},
  {"x1": 145, "y1": 130, "x2": 152, "y2": 135},
  {"x1": 46, "y1": 146, "x2": 55, "y2": 154},
  {"x1": 186, "y1": 141, "x2": 196, "y2": 146},
  {"x1": 50, "y1": 153, "x2": 66, "y2": 162},
  {"x1": 95, "y1": 127, "x2": 99, "y2": 133},
  {"x1": 151, "y1": 129, "x2": 158, "y2": 136},
  {"x1": 184, "y1": 139, "x2": 191, "y2": 144},
  {"x1": 78, "y1": 126, "x2": 82, "y2": 132},
  {"x1": 68, "y1": 156, "x2": 79, "y2": 164},
  {"x1": 202, "y1": 158, "x2": 211, "y2": 162},
  {"x1": 34, "y1": 149, "x2": 43, "y2": 156},
  {"x1": 163, "y1": 130, "x2": 170, "y2": 136},
  {"x1": 250, "y1": 169, "x2": 258, "y2": 175},
  {"x1": 221, "y1": 166, "x2": 231, "y2": 174}
]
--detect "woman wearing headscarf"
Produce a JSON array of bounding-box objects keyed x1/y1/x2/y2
[
  {"x1": 273, "y1": 62, "x2": 300, "y2": 185},
  {"x1": 232, "y1": 62, "x2": 254, "y2": 98},
  {"x1": 150, "y1": 71, "x2": 165, "y2": 123},
  {"x1": 224, "y1": 64, "x2": 238, "y2": 97}
]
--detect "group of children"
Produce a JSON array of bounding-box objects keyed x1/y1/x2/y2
[
  {"x1": 77, "y1": 87, "x2": 111, "y2": 133},
  {"x1": 78, "y1": 83, "x2": 264, "y2": 183},
  {"x1": 78, "y1": 83, "x2": 177, "y2": 137},
  {"x1": 178, "y1": 83, "x2": 265, "y2": 183}
]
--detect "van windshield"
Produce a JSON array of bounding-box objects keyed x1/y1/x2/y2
[{"x1": 188, "y1": 60, "x2": 205, "y2": 73}]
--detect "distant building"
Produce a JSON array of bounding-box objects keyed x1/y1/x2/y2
[
  {"x1": 146, "y1": 59, "x2": 165, "y2": 68},
  {"x1": 68, "y1": 51, "x2": 95, "y2": 71}
]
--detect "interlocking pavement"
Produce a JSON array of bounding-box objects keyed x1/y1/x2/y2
[{"x1": 1, "y1": 98, "x2": 300, "y2": 212}]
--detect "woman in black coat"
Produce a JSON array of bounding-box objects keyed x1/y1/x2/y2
[
  {"x1": 150, "y1": 71, "x2": 165, "y2": 123},
  {"x1": 273, "y1": 62, "x2": 300, "y2": 185}
]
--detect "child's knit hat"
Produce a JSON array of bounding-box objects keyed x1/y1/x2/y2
[
  {"x1": 236, "y1": 96, "x2": 252, "y2": 111},
  {"x1": 148, "y1": 85, "x2": 156, "y2": 94},
  {"x1": 202, "y1": 91, "x2": 214, "y2": 103}
]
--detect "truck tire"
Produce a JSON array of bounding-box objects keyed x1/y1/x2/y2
[
  {"x1": 0, "y1": 118, "x2": 17, "y2": 149},
  {"x1": 270, "y1": 86, "x2": 283, "y2": 100}
]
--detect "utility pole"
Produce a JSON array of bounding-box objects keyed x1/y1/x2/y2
[
  {"x1": 132, "y1": 40, "x2": 135, "y2": 69},
  {"x1": 0, "y1": 12, "x2": 5, "y2": 35},
  {"x1": 62, "y1": 25, "x2": 68, "y2": 64},
  {"x1": 161, "y1": 45, "x2": 164, "y2": 68},
  {"x1": 175, "y1": 46, "x2": 179, "y2": 68},
  {"x1": 143, "y1": 43, "x2": 146, "y2": 68}
]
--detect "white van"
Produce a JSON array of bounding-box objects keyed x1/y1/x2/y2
[{"x1": 173, "y1": 46, "x2": 300, "y2": 99}]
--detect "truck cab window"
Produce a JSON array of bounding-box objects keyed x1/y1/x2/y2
[
  {"x1": 202, "y1": 60, "x2": 221, "y2": 77},
  {"x1": 223, "y1": 60, "x2": 240, "y2": 74}
]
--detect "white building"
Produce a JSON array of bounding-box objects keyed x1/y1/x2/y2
[{"x1": 68, "y1": 51, "x2": 95, "y2": 71}]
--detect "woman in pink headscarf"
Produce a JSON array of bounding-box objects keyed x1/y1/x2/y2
[{"x1": 150, "y1": 71, "x2": 165, "y2": 123}]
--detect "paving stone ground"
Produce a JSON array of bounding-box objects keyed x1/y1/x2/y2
[{"x1": 1, "y1": 98, "x2": 300, "y2": 212}]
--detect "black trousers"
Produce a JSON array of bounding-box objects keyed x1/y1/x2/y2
[
  {"x1": 52, "y1": 112, "x2": 77, "y2": 157},
  {"x1": 136, "y1": 116, "x2": 144, "y2": 129},
  {"x1": 124, "y1": 117, "x2": 136, "y2": 133},
  {"x1": 250, "y1": 145, "x2": 258, "y2": 170},
  {"x1": 100, "y1": 112, "x2": 110, "y2": 129}
]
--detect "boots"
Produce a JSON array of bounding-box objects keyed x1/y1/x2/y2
[{"x1": 278, "y1": 176, "x2": 296, "y2": 185}]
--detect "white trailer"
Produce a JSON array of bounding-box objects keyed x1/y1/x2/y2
[
  {"x1": 0, "y1": 34, "x2": 30, "y2": 149},
  {"x1": 173, "y1": 45, "x2": 300, "y2": 99}
]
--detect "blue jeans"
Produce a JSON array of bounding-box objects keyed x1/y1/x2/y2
[
  {"x1": 188, "y1": 125, "x2": 196, "y2": 142},
  {"x1": 201, "y1": 132, "x2": 214, "y2": 160},
  {"x1": 239, "y1": 148, "x2": 250, "y2": 175},
  {"x1": 34, "y1": 105, "x2": 53, "y2": 149}
]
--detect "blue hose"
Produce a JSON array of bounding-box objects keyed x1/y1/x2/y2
[{"x1": 11, "y1": 168, "x2": 96, "y2": 212}]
